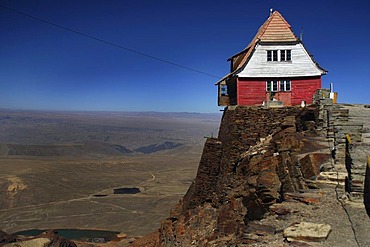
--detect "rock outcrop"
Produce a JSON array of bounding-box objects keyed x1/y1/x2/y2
[
  {"x1": 132, "y1": 105, "x2": 332, "y2": 246},
  {"x1": 0, "y1": 230, "x2": 77, "y2": 247}
]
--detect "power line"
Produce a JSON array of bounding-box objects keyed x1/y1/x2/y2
[{"x1": 0, "y1": 4, "x2": 221, "y2": 79}]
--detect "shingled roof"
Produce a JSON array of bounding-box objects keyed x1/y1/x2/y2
[
  {"x1": 216, "y1": 10, "x2": 300, "y2": 85},
  {"x1": 231, "y1": 11, "x2": 298, "y2": 72}
]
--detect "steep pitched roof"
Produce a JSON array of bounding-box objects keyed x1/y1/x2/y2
[
  {"x1": 216, "y1": 11, "x2": 300, "y2": 85},
  {"x1": 230, "y1": 11, "x2": 298, "y2": 72}
]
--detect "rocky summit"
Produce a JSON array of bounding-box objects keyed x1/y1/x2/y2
[{"x1": 132, "y1": 105, "x2": 370, "y2": 247}]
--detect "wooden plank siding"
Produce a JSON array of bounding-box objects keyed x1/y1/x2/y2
[
  {"x1": 237, "y1": 43, "x2": 324, "y2": 78},
  {"x1": 236, "y1": 77, "x2": 321, "y2": 106},
  {"x1": 237, "y1": 79, "x2": 266, "y2": 105},
  {"x1": 291, "y1": 77, "x2": 321, "y2": 105}
]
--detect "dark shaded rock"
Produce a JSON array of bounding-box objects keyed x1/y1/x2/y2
[
  {"x1": 299, "y1": 153, "x2": 332, "y2": 179},
  {"x1": 0, "y1": 229, "x2": 17, "y2": 244},
  {"x1": 270, "y1": 205, "x2": 292, "y2": 215},
  {"x1": 182, "y1": 138, "x2": 222, "y2": 210}
]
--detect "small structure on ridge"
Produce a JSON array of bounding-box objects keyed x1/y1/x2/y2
[{"x1": 216, "y1": 10, "x2": 327, "y2": 107}]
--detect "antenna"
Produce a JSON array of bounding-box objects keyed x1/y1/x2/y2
[{"x1": 300, "y1": 26, "x2": 304, "y2": 41}]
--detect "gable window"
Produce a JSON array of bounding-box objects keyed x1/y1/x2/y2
[
  {"x1": 280, "y1": 80, "x2": 291, "y2": 91},
  {"x1": 281, "y1": 50, "x2": 286, "y2": 61},
  {"x1": 268, "y1": 50, "x2": 290, "y2": 62},
  {"x1": 266, "y1": 81, "x2": 278, "y2": 92},
  {"x1": 267, "y1": 50, "x2": 278, "y2": 61},
  {"x1": 220, "y1": 84, "x2": 228, "y2": 96},
  {"x1": 273, "y1": 50, "x2": 278, "y2": 61},
  {"x1": 286, "y1": 50, "x2": 291, "y2": 61},
  {"x1": 267, "y1": 50, "x2": 272, "y2": 61},
  {"x1": 280, "y1": 50, "x2": 292, "y2": 61}
]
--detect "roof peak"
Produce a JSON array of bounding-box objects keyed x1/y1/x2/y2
[{"x1": 257, "y1": 10, "x2": 297, "y2": 42}]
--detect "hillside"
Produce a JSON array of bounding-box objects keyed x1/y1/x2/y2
[{"x1": 0, "y1": 110, "x2": 221, "y2": 243}]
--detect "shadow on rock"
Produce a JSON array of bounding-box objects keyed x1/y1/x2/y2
[{"x1": 364, "y1": 157, "x2": 370, "y2": 218}]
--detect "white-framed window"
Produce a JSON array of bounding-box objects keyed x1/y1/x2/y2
[
  {"x1": 280, "y1": 80, "x2": 291, "y2": 91},
  {"x1": 280, "y1": 50, "x2": 292, "y2": 61},
  {"x1": 267, "y1": 50, "x2": 278, "y2": 61},
  {"x1": 267, "y1": 50, "x2": 292, "y2": 62},
  {"x1": 267, "y1": 50, "x2": 272, "y2": 61},
  {"x1": 266, "y1": 80, "x2": 278, "y2": 92},
  {"x1": 267, "y1": 80, "x2": 291, "y2": 92}
]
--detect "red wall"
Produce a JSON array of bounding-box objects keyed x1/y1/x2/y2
[
  {"x1": 237, "y1": 79, "x2": 266, "y2": 105},
  {"x1": 237, "y1": 77, "x2": 322, "y2": 106},
  {"x1": 291, "y1": 77, "x2": 321, "y2": 105}
]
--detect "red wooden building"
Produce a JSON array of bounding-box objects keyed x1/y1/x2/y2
[{"x1": 216, "y1": 10, "x2": 327, "y2": 107}]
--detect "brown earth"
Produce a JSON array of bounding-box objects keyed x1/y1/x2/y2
[{"x1": 0, "y1": 111, "x2": 220, "y2": 242}]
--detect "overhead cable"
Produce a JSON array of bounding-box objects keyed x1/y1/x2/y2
[{"x1": 0, "y1": 4, "x2": 221, "y2": 79}]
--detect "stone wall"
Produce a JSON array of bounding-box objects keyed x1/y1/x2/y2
[{"x1": 315, "y1": 97, "x2": 369, "y2": 198}]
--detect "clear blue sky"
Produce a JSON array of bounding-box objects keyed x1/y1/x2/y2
[{"x1": 1, "y1": 0, "x2": 369, "y2": 113}]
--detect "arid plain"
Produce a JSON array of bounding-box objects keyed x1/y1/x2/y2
[{"x1": 0, "y1": 110, "x2": 221, "y2": 237}]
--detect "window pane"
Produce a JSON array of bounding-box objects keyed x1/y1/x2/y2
[
  {"x1": 267, "y1": 50, "x2": 272, "y2": 61},
  {"x1": 272, "y1": 81, "x2": 278, "y2": 91},
  {"x1": 286, "y1": 81, "x2": 291, "y2": 91},
  {"x1": 266, "y1": 81, "x2": 271, "y2": 91},
  {"x1": 273, "y1": 50, "x2": 278, "y2": 61},
  {"x1": 280, "y1": 81, "x2": 284, "y2": 91},
  {"x1": 280, "y1": 50, "x2": 286, "y2": 61},
  {"x1": 287, "y1": 50, "x2": 291, "y2": 61},
  {"x1": 221, "y1": 85, "x2": 228, "y2": 95}
]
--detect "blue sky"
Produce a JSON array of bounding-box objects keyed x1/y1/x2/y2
[{"x1": 1, "y1": 0, "x2": 369, "y2": 113}]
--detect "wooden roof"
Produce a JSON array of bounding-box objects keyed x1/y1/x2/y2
[
  {"x1": 258, "y1": 11, "x2": 297, "y2": 42},
  {"x1": 216, "y1": 11, "x2": 303, "y2": 85},
  {"x1": 230, "y1": 11, "x2": 298, "y2": 72}
]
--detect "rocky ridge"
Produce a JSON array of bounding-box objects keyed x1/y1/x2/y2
[{"x1": 132, "y1": 105, "x2": 359, "y2": 246}]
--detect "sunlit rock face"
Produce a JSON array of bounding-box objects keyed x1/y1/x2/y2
[{"x1": 132, "y1": 105, "x2": 330, "y2": 246}]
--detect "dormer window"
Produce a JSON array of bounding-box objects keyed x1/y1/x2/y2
[
  {"x1": 280, "y1": 50, "x2": 291, "y2": 61},
  {"x1": 267, "y1": 50, "x2": 292, "y2": 62},
  {"x1": 267, "y1": 50, "x2": 278, "y2": 61}
]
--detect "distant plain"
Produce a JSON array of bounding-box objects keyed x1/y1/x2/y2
[{"x1": 0, "y1": 110, "x2": 221, "y2": 236}]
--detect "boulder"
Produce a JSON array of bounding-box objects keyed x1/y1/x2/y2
[
  {"x1": 283, "y1": 222, "x2": 331, "y2": 242},
  {"x1": 3, "y1": 238, "x2": 51, "y2": 247}
]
